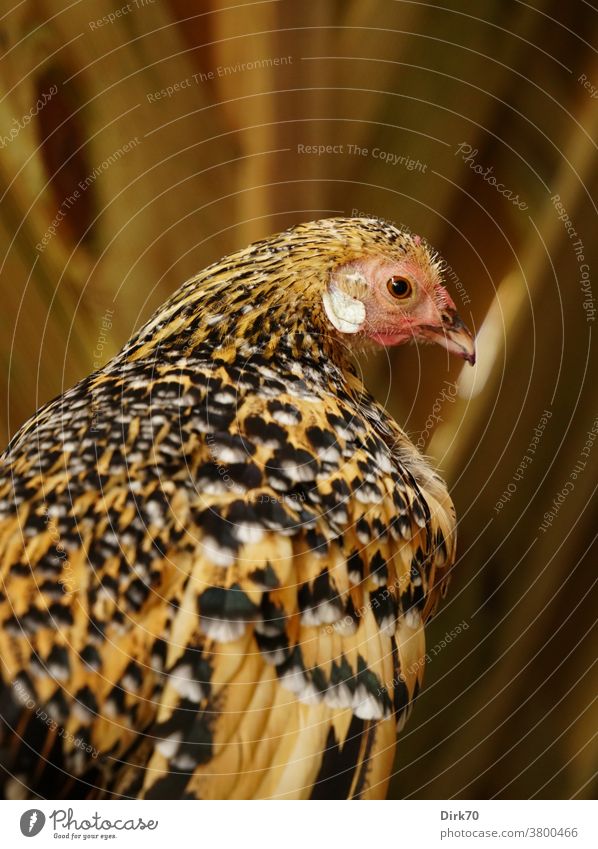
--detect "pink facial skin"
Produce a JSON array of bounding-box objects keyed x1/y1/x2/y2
[{"x1": 333, "y1": 255, "x2": 476, "y2": 365}]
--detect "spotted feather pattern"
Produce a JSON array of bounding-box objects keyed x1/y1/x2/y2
[{"x1": 0, "y1": 218, "x2": 456, "y2": 799}]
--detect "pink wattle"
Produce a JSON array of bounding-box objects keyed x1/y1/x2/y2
[{"x1": 370, "y1": 332, "x2": 407, "y2": 346}]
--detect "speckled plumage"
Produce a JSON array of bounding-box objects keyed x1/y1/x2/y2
[{"x1": 0, "y1": 218, "x2": 461, "y2": 799}]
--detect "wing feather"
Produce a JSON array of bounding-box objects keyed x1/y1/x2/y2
[{"x1": 0, "y1": 354, "x2": 455, "y2": 799}]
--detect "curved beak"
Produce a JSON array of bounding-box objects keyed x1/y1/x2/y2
[{"x1": 424, "y1": 308, "x2": 476, "y2": 365}]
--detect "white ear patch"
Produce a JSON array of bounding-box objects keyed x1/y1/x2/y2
[{"x1": 322, "y1": 284, "x2": 366, "y2": 334}]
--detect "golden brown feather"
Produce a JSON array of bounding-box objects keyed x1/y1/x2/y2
[{"x1": 0, "y1": 217, "x2": 473, "y2": 799}]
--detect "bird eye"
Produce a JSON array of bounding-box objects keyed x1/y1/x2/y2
[{"x1": 386, "y1": 276, "x2": 412, "y2": 299}]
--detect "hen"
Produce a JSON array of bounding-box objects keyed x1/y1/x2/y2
[{"x1": 0, "y1": 217, "x2": 474, "y2": 800}]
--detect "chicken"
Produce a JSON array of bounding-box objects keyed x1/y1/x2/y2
[{"x1": 0, "y1": 217, "x2": 475, "y2": 800}]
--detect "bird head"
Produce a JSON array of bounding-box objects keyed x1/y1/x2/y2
[
  {"x1": 128, "y1": 217, "x2": 475, "y2": 367},
  {"x1": 318, "y1": 219, "x2": 475, "y2": 365}
]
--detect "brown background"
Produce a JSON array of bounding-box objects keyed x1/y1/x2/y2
[{"x1": 0, "y1": 0, "x2": 596, "y2": 799}]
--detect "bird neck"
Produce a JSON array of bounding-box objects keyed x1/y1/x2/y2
[{"x1": 117, "y1": 253, "x2": 354, "y2": 374}]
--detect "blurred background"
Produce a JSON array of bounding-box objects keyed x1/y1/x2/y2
[{"x1": 0, "y1": 0, "x2": 596, "y2": 799}]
